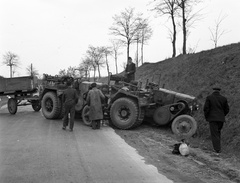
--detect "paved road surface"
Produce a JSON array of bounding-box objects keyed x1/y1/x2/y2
[{"x1": 0, "y1": 106, "x2": 173, "y2": 183}]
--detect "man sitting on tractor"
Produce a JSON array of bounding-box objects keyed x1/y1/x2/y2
[{"x1": 125, "y1": 57, "x2": 136, "y2": 83}]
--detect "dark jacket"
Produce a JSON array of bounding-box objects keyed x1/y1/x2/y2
[
  {"x1": 62, "y1": 87, "x2": 78, "y2": 107},
  {"x1": 125, "y1": 63, "x2": 136, "y2": 82},
  {"x1": 86, "y1": 87, "x2": 105, "y2": 121},
  {"x1": 203, "y1": 91, "x2": 229, "y2": 122}
]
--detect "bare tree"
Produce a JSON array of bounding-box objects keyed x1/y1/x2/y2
[
  {"x1": 139, "y1": 20, "x2": 153, "y2": 65},
  {"x1": 209, "y1": 13, "x2": 228, "y2": 48},
  {"x1": 58, "y1": 67, "x2": 78, "y2": 78},
  {"x1": 66, "y1": 66, "x2": 78, "y2": 78},
  {"x1": 177, "y1": 0, "x2": 202, "y2": 54},
  {"x1": 102, "y1": 47, "x2": 113, "y2": 78},
  {"x1": 110, "y1": 40, "x2": 122, "y2": 74},
  {"x1": 80, "y1": 56, "x2": 93, "y2": 79},
  {"x1": 109, "y1": 7, "x2": 145, "y2": 61},
  {"x1": 133, "y1": 18, "x2": 152, "y2": 67},
  {"x1": 58, "y1": 69, "x2": 67, "y2": 77},
  {"x1": 26, "y1": 63, "x2": 39, "y2": 77},
  {"x1": 150, "y1": 0, "x2": 178, "y2": 57},
  {"x1": 2, "y1": 51, "x2": 20, "y2": 78},
  {"x1": 86, "y1": 46, "x2": 105, "y2": 80}
]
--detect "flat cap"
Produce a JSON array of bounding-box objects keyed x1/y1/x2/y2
[
  {"x1": 213, "y1": 87, "x2": 221, "y2": 91},
  {"x1": 91, "y1": 82, "x2": 97, "y2": 88}
]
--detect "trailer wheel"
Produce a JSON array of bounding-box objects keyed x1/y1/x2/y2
[
  {"x1": 41, "y1": 92, "x2": 60, "y2": 119},
  {"x1": 8, "y1": 98, "x2": 17, "y2": 114},
  {"x1": 110, "y1": 97, "x2": 138, "y2": 129},
  {"x1": 171, "y1": 115, "x2": 197, "y2": 137},
  {"x1": 81, "y1": 105, "x2": 92, "y2": 126},
  {"x1": 32, "y1": 95, "x2": 41, "y2": 112}
]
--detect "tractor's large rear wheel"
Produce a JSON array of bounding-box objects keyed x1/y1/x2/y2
[
  {"x1": 110, "y1": 97, "x2": 138, "y2": 129},
  {"x1": 171, "y1": 115, "x2": 197, "y2": 137},
  {"x1": 41, "y1": 92, "x2": 61, "y2": 119}
]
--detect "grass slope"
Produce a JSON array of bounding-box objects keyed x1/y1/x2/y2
[{"x1": 136, "y1": 42, "x2": 240, "y2": 154}]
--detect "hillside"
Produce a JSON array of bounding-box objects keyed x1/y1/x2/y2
[
  {"x1": 99, "y1": 42, "x2": 240, "y2": 155},
  {"x1": 135, "y1": 42, "x2": 240, "y2": 154}
]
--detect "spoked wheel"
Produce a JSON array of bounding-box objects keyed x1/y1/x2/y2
[
  {"x1": 8, "y1": 98, "x2": 18, "y2": 114},
  {"x1": 81, "y1": 105, "x2": 92, "y2": 126},
  {"x1": 110, "y1": 97, "x2": 138, "y2": 129},
  {"x1": 171, "y1": 115, "x2": 197, "y2": 137}
]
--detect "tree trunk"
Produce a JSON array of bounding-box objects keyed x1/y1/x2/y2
[
  {"x1": 93, "y1": 67, "x2": 96, "y2": 82},
  {"x1": 171, "y1": 14, "x2": 177, "y2": 57},
  {"x1": 182, "y1": 1, "x2": 187, "y2": 54},
  {"x1": 115, "y1": 54, "x2": 118, "y2": 74},
  {"x1": 97, "y1": 64, "x2": 101, "y2": 79},
  {"x1": 106, "y1": 55, "x2": 110, "y2": 78},
  {"x1": 127, "y1": 40, "x2": 130, "y2": 60},
  {"x1": 10, "y1": 66, "x2": 12, "y2": 78},
  {"x1": 141, "y1": 31, "x2": 144, "y2": 65},
  {"x1": 136, "y1": 38, "x2": 139, "y2": 67}
]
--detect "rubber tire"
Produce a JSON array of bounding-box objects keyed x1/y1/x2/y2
[
  {"x1": 171, "y1": 115, "x2": 197, "y2": 137},
  {"x1": 41, "y1": 92, "x2": 61, "y2": 119},
  {"x1": 153, "y1": 106, "x2": 171, "y2": 126},
  {"x1": 8, "y1": 98, "x2": 17, "y2": 114},
  {"x1": 110, "y1": 97, "x2": 138, "y2": 129},
  {"x1": 31, "y1": 95, "x2": 41, "y2": 112},
  {"x1": 82, "y1": 105, "x2": 92, "y2": 126}
]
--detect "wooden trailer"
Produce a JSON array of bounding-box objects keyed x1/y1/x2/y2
[{"x1": 0, "y1": 76, "x2": 41, "y2": 114}]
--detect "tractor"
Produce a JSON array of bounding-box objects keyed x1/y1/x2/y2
[
  {"x1": 81, "y1": 74, "x2": 199, "y2": 137},
  {"x1": 39, "y1": 74, "x2": 105, "y2": 120},
  {"x1": 39, "y1": 73, "x2": 198, "y2": 137}
]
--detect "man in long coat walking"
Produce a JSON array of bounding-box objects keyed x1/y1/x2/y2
[
  {"x1": 86, "y1": 83, "x2": 105, "y2": 129},
  {"x1": 203, "y1": 87, "x2": 229, "y2": 154}
]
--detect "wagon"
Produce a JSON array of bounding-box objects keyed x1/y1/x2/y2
[{"x1": 0, "y1": 76, "x2": 41, "y2": 114}]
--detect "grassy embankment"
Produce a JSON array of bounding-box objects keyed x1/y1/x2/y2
[
  {"x1": 99, "y1": 42, "x2": 240, "y2": 155},
  {"x1": 135, "y1": 42, "x2": 240, "y2": 154}
]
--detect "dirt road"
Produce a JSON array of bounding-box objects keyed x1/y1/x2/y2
[
  {"x1": 115, "y1": 125, "x2": 240, "y2": 183},
  {"x1": 0, "y1": 105, "x2": 172, "y2": 183}
]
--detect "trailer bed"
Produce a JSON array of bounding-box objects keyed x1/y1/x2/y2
[{"x1": 0, "y1": 76, "x2": 38, "y2": 96}]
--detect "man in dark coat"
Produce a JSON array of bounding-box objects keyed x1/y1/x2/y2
[
  {"x1": 125, "y1": 57, "x2": 136, "y2": 83},
  {"x1": 62, "y1": 81, "x2": 78, "y2": 131},
  {"x1": 203, "y1": 87, "x2": 229, "y2": 154},
  {"x1": 86, "y1": 83, "x2": 105, "y2": 129}
]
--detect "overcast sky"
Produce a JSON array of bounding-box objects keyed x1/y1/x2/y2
[{"x1": 0, "y1": 0, "x2": 240, "y2": 78}]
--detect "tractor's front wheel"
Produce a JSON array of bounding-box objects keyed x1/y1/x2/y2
[
  {"x1": 110, "y1": 97, "x2": 138, "y2": 129},
  {"x1": 41, "y1": 92, "x2": 61, "y2": 119},
  {"x1": 171, "y1": 115, "x2": 197, "y2": 137},
  {"x1": 81, "y1": 105, "x2": 92, "y2": 126}
]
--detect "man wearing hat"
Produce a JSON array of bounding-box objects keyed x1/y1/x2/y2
[
  {"x1": 203, "y1": 87, "x2": 229, "y2": 154},
  {"x1": 86, "y1": 82, "x2": 105, "y2": 129},
  {"x1": 125, "y1": 57, "x2": 136, "y2": 83}
]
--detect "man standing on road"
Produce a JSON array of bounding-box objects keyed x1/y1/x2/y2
[
  {"x1": 203, "y1": 87, "x2": 229, "y2": 154},
  {"x1": 86, "y1": 83, "x2": 105, "y2": 129},
  {"x1": 62, "y1": 81, "x2": 78, "y2": 131},
  {"x1": 125, "y1": 57, "x2": 136, "y2": 83}
]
